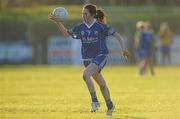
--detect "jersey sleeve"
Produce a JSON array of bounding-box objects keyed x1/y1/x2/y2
[
  {"x1": 105, "y1": 25, "x2": 116, "y2": 36},
  {"x1": 67, "y1": 24, "x2": 81, "y2": 39}
]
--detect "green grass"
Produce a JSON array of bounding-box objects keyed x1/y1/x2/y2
[
  {"x1": 0, "y1": 66, "x2": 180, "y2": 119},
  {"x1": 0, "y1": 5, "x2": 180, "y2": 22},
  {"x1": 0, "y1": 5, "x2": 82, "y2": 22}
]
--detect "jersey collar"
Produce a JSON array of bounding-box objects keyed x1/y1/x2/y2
[{"x1": 84, "y1": 19, "x2": 96, "y2": 29}]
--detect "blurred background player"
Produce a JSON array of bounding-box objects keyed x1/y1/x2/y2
[
  {"x1": 158, "y1": 22, "x2": 173, "y2": 65},
  {"x1": 49, "y1": 4, "x2": 129, "y2": 116},
  {"x1": 137, "y1": 21, "x2": 155, "y2": 76}
]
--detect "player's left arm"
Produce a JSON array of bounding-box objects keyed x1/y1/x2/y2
[{"x1": 112, "y1": 32, "x2": 129, "y2": 58}]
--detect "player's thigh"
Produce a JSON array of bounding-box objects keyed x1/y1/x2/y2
[
  {"x1": 139, "y1": 58, "x2": 146, "y2": 66},
  {"x1": 83, "y1": 63, "x2": 99, "y2": 77}
]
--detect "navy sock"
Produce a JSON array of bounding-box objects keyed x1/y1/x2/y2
[
  {"x1": 106, "y1": 99, "x2": 113, "y2": 109},
  {"x1": 90, "y1": 92, "x2": 98, "y2": 102}
]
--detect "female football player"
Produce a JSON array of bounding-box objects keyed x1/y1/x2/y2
[
  {"x1": 137, "y1": 21, "x2": 155, "y2": 76},
  {"x1": 48, "y1": 4, "x2": 128, "y2": 116}
]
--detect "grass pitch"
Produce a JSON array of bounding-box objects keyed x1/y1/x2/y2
[{"x1": 0, "y1": 65, "x2": 180, "y2": 119}]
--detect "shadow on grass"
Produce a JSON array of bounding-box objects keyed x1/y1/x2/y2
[
  {"x1": 110, "y1": 115, "x2": 145, "y2": 119},
  {"x1": 123, "y1": 116, "x2": 146, "y2": 119}
]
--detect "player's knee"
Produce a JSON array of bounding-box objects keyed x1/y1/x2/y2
[
  {"x1": 99, "y1": 83, "x2": 106, "y2": 90},
  {"x1": 82, "y1": 71, "x2": 90, "y2": 81}
]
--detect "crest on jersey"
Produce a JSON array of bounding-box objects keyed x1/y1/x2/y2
[
  {"x1": 94, "y1": 30, "x2": 98, "y2": 35},
  {"x1": 81, "y1": 31, "x2": 85, "y2": 36},
  {"x1": 87, "y1": 30, "x2": 91, "y2": 36}
]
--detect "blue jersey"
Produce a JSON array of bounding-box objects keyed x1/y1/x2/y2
[
  {"x1": 139, "y1": 31, "x2": 153, "y2": 50},
  {"x1": 68, "y1": 19, "x2": 115, "y2": 59},
  {"x1": 138, "y1": 31, "x2": 154, "y2": 58}
]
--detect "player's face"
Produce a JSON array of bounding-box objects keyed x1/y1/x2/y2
[{"x1": 82, "y1": 8, "x2": 93, "y2": 23}]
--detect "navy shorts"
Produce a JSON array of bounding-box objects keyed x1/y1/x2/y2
[
  {"x1": 83, "y1": 54, "x2": 107, "y2": 72},
  {"x1": 161, "y1": 46, "x2": 170, "y2": 53},
  {"x1": 138, "y1": 49, "x2": 151, "y2": 59}
]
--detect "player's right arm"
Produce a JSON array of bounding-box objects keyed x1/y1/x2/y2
[{"x1": 48, "y1": 13, "x2": 69, "y2": 36}]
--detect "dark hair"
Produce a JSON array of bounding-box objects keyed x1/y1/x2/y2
[
  {"x1": 95, "y1": 9, "x2": 107, "y2": 23},
  {"x1": 84, "y1": 4, "x2": 97, "y2": 17}
]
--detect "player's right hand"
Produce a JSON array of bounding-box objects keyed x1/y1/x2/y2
[{"x1": 48, "y1": 13, "x2": 59, "y2": 23}]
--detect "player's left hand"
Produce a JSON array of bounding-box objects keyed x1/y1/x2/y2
[{"x1": 122, "y1": 49, "x2": 129, "y2": 60}]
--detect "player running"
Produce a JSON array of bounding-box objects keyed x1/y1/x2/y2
[{"x1": 48, "y1": 4, "x2": 129, "y2": 116}]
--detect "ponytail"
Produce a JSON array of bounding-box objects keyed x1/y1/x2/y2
[{"x1": 95, "y1": 9, "x2": 107, "y2": 24}]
